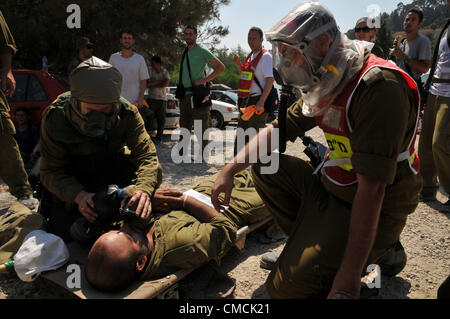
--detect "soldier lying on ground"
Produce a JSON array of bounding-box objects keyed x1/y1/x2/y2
[{"x1": 85, "y1": 170, "x2": 270, "y2": 292}]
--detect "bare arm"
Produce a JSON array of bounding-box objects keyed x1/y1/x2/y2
[
  {"x1": 0, "y1": 49, "x2": 15, "y2": 96},
  {"x1": 233, "y1": 54, "x2": 242, "y2": 73},
  {"x1": 211, "y1": 125, "x2": 275, "y2": 210},
  {"x1": 193, "y1": 58, "x2": 225, "y2": 86},
  {"x1": 328, "y1": 173, "x2": 386, "y2": 299},
  {"x1": 148, "y1": 78, "x2": 170, "y2": 88},
  {"x1": 256, "y1": 77, "x2": 275, "y2": 110}
]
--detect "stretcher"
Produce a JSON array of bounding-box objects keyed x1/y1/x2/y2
[{"x1": 42, "y1": 216, "x2": 273, "y2": 299}]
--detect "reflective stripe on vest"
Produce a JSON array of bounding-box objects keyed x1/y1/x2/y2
[
  {"x1": 315, "y1": 54, "x2": 421, "y2": 186},
  {"x1": 237, "y1": 50, "x2": 267, "y2": 98}
]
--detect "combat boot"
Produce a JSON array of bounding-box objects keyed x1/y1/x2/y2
[{"x1": 377, "y1": 241, "x2": 407, "y2": 277}]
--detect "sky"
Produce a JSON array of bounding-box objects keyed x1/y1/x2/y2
[{"x1": 212, "y1": 0, "x2": 414, "y2": 51}]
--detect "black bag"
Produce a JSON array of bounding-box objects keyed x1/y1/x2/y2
[
  {"x1": 175, "y1": 83, "x2": 185, "y2": 100},
  {"x1": 191, "y1": 84, "x2": 212, "y2": 109},
  {"x1": 175, "y1": 48, "x2": 188, "y2": 100},
  {"x1": 185, "y1": 48, "x2": 212, "y2": 108},
  {"x1": 253, "y1": 76, "x2": 278, "y2": 113}
]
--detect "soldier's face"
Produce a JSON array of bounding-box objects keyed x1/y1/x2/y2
[{"x1": 80, "y1": 102, "x2": 112, "y2": 115}]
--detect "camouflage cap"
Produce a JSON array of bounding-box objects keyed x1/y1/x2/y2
[
  {"x1": 76, "y1": 37, "x2": 94, "y2": 49},
  {"x1": 69, "y1": 56, "x2": 122, "y2": 104}
]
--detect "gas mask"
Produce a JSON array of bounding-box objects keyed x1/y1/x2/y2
[
  {"x1": 266, "y1": 1, "x2": 370, "y2": 117},
  {"x1": 66, "y1": 100, "x2": 120, "y2": 138}
]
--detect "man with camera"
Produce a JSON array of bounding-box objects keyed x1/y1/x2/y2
[
  {"x1": 85, "y1": 170, "x2": 270, "y2": 292},
  {"x1": 210, "y1": 2, "x2": 422, "y2": 299},
  {"x1": 176, "y1": 25, "x2": 225, "y2": 151},
  {"x1": 39, "y1": 57, "x2": 162, "y2": 242}
]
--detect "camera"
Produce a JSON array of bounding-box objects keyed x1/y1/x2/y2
[{"x1": 70, "y1": 185, "x2": 147, "y2": 245}]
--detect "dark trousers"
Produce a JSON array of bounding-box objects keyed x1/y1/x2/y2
[
  {"x1": 0, "y1": 92, "x2": 32, "y2": 198},
  {"x1": 148, "y1": 99, "x2": 167, "y2": 139},
  {"x1": 251, "y1": 154, "x2": 409, "y2": 298}
]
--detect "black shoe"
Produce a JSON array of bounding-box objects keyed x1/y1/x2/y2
[{"x1": 378, "y1": 241, "x2": 407, "y2": 277}]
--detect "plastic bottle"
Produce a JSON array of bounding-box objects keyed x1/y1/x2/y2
[
  {"x1": 42, "y1": 56, "x2": 48, "y2": 71},
  {"x1": 0, "y1": 260, "x2": 14, "y2": 274}
]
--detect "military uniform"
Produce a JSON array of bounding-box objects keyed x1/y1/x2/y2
[
  {"x1": 67, "y1": 56, "x2": 83, "y2": 76},
  {"x1": 141, "y1": 170, "x2": 270, "y2": 279},
  {"x1": 251, "y1": 54, "x2": 422, "y2": 298},
  {"x1": 0, "y1": 10, "x2": 34, "y2": 199},
  {"x1": 40, "y1": 92, "x2": 162, "y2": 242}
]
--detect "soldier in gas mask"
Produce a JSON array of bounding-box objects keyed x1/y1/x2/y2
[
  {"x1": 39, "y1": 57, "x2": 162, "y2": 242},
  {"x1": 211, "y1": 2, "x2": 422, "y2": 298}
]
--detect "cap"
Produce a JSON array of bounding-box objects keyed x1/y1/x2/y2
[
  {"x1": 76, "y1": 37, "x2": 94, "y2": 50},
  {"x1": 13, "y1": 230, "x2": 69, "y2": 282}
]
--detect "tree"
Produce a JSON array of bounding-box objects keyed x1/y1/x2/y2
[
  {"x1": 1, "y1": 0, "x2": 230, "y2": 75},
  {"x1": 374, "y1": 17, "x2": 393, "y2": 59}
]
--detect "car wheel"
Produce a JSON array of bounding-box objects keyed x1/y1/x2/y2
[{"x1": 210, "y1": 110, "x2": 224, "y2": 129}]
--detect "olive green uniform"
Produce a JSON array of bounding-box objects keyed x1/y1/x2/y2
[
  {"x1": 40, "y1": 92, "x2": 162, "y2": 242},
  {"x1": 141, "y1": 170, "x2": 270, "y2": 279},
  {"x1": 0, "y1": 201, "x2": 45, "y2": 264},
  {"x1": 251, "y1": 65, "x2": 422, "y2": 298},
  {"x1": 0, "y1": 10, "x2": 33, "y2": 199}
]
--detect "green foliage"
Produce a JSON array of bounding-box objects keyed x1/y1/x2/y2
[{"x1": 1, "y1": 0, "x2": 230, "y2": 74}]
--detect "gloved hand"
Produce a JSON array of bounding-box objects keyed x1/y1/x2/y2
[{"x1": 240, "y1": 105, "x2": 264, "y2": 121}]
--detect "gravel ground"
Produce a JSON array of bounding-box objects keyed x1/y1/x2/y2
[{"x1": 0, "y1": 125, "x2": 448, "y2": 299}]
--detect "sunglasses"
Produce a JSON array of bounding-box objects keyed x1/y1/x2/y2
[{"x1": 354, "y1": 27, "x2": 372, "y2": 33}]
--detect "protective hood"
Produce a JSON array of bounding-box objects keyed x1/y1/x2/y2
[
  {"x1": 266, "y1": 1, "x2": 372, "y2": 117},
  {"x1": 69, "y1": 56, "x2": 122, "y2": 104}
]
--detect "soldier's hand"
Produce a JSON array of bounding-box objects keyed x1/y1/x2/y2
[
  {"x1": 128, "y1": 190, "x2": 152, "y2": 221},
  {"x1": 74, "y1": 191, "x2": 98, "y2": 223},
  {"x1": 1, "y1": 69, "x2": 16, "y2": 97},
  {"x1": 153, "y1": 188, "x2": 184, "y2": 213},
  {"x1": 211, "y1": 170, "x2": 234, "y2": 212}
]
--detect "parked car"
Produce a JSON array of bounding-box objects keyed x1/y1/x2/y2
[
  {"x1": 210, "y1": 90, "x2": 238, "y2": 106},
  {"x1": 166, "y1": 88, "x2": 239, "y2": 129},
  {"x1": 7, "y1": 70, "x2": 67, "y2": 125},
  {"x1": 210, "y1": 100, "x2": 239, "y2": 129}
]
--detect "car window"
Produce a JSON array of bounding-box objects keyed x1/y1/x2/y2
[
  {"x1": 7, "y1": 73, "x2": 27, "y2": 103},
  {"x1": 27, "y1": 74, "x2": 47, "y2": 101}
]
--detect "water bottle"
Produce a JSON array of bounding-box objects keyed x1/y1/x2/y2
[
  {"x1": 42, "y1": 56, "x2": 48, "y2": 71},
  {"x1": 0, "y1": 260, "x2": 14, "y2": 274}
]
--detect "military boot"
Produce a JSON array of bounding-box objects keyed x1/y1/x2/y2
[{"x1": 377, "y1": 241, "x2": 407, "y2": 277}]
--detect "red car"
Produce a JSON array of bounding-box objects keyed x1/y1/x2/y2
[{"x1": 7, "y1": 70, "x2": 68, "y2": 125}]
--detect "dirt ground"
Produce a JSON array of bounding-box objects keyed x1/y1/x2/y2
[{"x1": 0, "y1": 124, "x2": 448, "y2": 299}]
